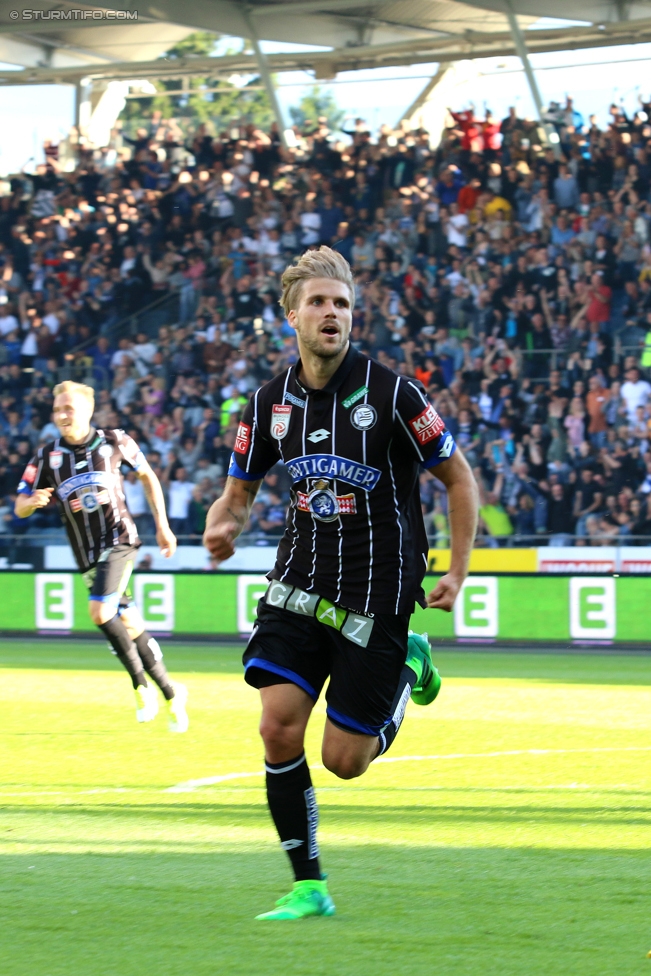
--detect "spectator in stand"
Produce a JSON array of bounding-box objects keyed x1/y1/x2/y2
[
  {"x1": 165, "y1": 466, "x2": 195, "y2": 539},
  {"x1": 621, "y1": 365, "x2": 651, "y2": 423},
  {"x1": 1, "y1": 98, "x2": 651, "y2": 555}
]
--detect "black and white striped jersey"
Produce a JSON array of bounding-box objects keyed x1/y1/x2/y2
[
  {"x1": 18, "y1": 427, "x2": 143, "y2": 569},
  {"x1": 229, "y1": 344, "x2": 457, "y2": 616}
]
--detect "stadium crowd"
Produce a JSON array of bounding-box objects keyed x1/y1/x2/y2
[{"x1": 4, "y1": 96, "x2": 651, "y2": 548}]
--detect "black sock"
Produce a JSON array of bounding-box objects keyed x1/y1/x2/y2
[
  {"x1": 376, "y1": 662, "x2": 417, "y2": 757},
  {"x1": 134, "y1": 631, "x2": 175, "y2": 701},
  {"x1": 265, "y1": 753, "x2": 321, "y2": 882},
  {"x1": 99, "y1": 615, "x2": 147, "y2": 690}
]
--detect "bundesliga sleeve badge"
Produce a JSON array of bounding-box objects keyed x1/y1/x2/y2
[{"x1": 271, "y1": 404, "x2": 292, "y2": 440}]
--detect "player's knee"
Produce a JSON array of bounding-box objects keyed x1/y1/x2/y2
[
  {"x1": 259, "y1": 715, "x2": 304, "y2": 757},
  {"x1": 88, "y1": 602, "x2": 112, "y2": 626},
  {"x1": 322, "y1": 749, "x2": 369, "y2": 781}
]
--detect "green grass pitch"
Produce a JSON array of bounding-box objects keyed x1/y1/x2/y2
[{"x1": 1, "y1": 639, "x2": 650, "y2": 976}]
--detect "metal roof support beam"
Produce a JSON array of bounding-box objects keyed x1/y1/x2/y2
[
  {"x1": 503, "y1": 0, "x2": 561, "y2": 159},
  {"x1": 400, "y1": 63, "x2": 450, "y2": 124},
  {"x1": 242, "y1": 8, "x2": 289, "y2": 151}
]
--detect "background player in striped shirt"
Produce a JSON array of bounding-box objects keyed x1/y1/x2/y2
[
  {"x1": 15, "y1": 381, "x2": 189, "y2": 732},
  {"x1": 204, "y1": 248, "x2": 478, "y2": 919}
]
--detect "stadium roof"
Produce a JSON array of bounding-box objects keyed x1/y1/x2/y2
[
  {"x1": 0, "y1": 0, "x2": 650, "y2": 81},
  {"x1": 0, "y1": 0, "x2": 649, "y2": 156}
]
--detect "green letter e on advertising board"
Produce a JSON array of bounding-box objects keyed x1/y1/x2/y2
[
  {"x1": 454, "y1": 577, "x2": 498, "y2": 637},
  {"x1": 569, "y1": 577, "x2": 615, "y2": 639}
]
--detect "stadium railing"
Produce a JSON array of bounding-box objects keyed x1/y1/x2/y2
[{"x1": 56, "y1": 289, "x2": 181, "y2": 388}]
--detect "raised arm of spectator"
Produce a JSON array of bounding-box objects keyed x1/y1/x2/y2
[
  {"x1": 18, "y1": 291, "x2": 30, "y2": 327},
  {"x1": 508, "y1": 347, "x2": 522, "y2": 380},
  {"x1": 540, "y1": 289, "x2": 554, "y2": 330},
  {"x1": 161, "y1": 453, "x2": 176, "y2": 486},
  {"x1": 482, "y1": 345, "x2": 497, "y2": 379},
  {"x1": 570, "y1": 302, "x2": 588, "y2": 329}
]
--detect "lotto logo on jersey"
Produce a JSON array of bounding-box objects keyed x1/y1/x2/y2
[
  {"x1": 409, "y1": 404, "x2": 445, "y2": 445},
  {"x1": 271, "y1": 404, "x2": 292, "y2": 440},
  {"x1": 235, "y1": 422, "x2": 251, "y2": 453}
]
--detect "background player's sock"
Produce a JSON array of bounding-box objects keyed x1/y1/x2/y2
[
  {"x1": 265, "y1": 753, "x2": 322, "y2": 882},
  {"x1": 98, "y1": 615, "x2": 147, "y2": 689},
  {"x1": 376, "y1": 662, "x2": 418, "y2": 757},
  {"x1": 133, "y1": 631, "x2": 175, "y2": 701}
]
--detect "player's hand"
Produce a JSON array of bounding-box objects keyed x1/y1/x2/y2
[
  {"x1": 203, "y1": 521, "x2": 239, "y2": 563},
  {"x1": 156, "y1": 524, "x2": 177, "y2": 558},
  {"x1": 30, "y1": 487, "x2": 54, "y2": 510},
  {"x1": 426, "y1": 573, "x2": 463, "y2": 612}
]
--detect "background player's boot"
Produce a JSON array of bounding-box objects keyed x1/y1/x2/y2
[
  {"x1": 167, "y1": 682, "x2": 189, "y2": 733},
  {"x1": 406, "y1": 632, "x2": 441, "y2": 706},
  {"x1": 255, "y1": 878, "x2": 335, "y2": 920},
  {"x1": 134, "y1": 683, "x2": 158, "y2": 723}
]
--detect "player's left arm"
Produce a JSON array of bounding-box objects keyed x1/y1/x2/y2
[
  {"x1": 136, "y1": 456, "x2": 177, "y2": 559},
  {"x1": 393, "y1": 377, "x2": 477, "y2": 608},
  {"x1": 116, "y1": 430, "x2": 176, "y2": 557},
  {"x1": 425, "y1": 448, "x2": 478, "y2": 612}
]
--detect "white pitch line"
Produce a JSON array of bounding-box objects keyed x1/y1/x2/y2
[{"x1": 164, "y1": 746, "x2": 651, "y2": 794}]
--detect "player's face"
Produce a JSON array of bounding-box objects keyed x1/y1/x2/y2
[
  {"x1": 53, "y1": 393, "x2": 94, "y2": 443},
  {"x1": 288, "y1": 277, "x2": 352, "y2": 361}
]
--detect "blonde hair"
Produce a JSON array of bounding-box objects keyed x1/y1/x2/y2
[
  {"x1": 52, "y1": 380, "x2": 95, "y2": 410},
  {"x1": 280, "y1": 246, "x2": 355, "y2": 316}
]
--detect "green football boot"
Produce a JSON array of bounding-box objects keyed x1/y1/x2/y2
[
  {"x1": 255, "y1": 878, "x2": 336, "y2": 920},
  {"x1": 406, "y1": 631, "x2": 442, "y2": 706}
]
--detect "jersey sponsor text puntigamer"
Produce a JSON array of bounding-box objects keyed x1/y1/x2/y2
[{"x1": 229, "y1": 345, "x2": 457, "y2": 615}]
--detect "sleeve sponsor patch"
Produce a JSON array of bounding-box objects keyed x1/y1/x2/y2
[
  {"x1": 235, "y1": 422, "x2": 251, "y2": 454},
  {"x1": 408, "y1": 404, "x2": 445, "y2": 445},
  {"x1": 22, "y1": 464, "x2": 38, "y2": 484}
]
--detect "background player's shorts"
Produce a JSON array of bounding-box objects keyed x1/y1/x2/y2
[
  {"x1": 243, "y1": 583, "x2": 411, "y2": 737},
  {"x1": 83, "y1": 544, "x2": 139, "y2": 616}
]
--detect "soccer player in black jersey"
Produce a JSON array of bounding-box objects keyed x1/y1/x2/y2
[
  {"x1": 15, "y1": 381, "x2": 189, "y2": 732},
  {"x1": 204, "y1": 247, "x2": 478, "y2": 919}
]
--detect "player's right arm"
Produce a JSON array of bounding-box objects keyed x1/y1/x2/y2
[
  {"x1": 203, "y1": 388, "x2": 281, "y2": 561},
  {"x1": 15, "y1": 487, "x2": 54, "y2": 518},
  {"x1": 14, "y1": 456, "x2": 53, "y2": 518},
  {"x1": 203, "y1": 475, "x2": 262, "y2": 562}
]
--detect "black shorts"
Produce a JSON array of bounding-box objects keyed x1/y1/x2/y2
[
  {"x1": 82, "y1": 545, "x2": 138, "y2": 616},
  {"x1": 243, "y1": 582, "x2": 410, "y2": 737}
]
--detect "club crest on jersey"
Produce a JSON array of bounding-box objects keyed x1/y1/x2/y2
[
  {"x1": 49, "y1": 450, "x2": 63, "y2": 470},
  {"x1": 80, "y1": 489, "x2": 101, "y2": 513},
  {"x1": 350, "y1": 404, "x2": 377, "y2": 431},
  {"x1": 70, "y1": 487, "x2": 109, "y2": 513},
  {"x1": 297, "y1": 479, "x2": 357, "y2": 521},
  {"x1": 271, "y1": 404, "x2": 292, "y2": 440},
  {"x1": 409, "y1": 404, "x2": 445, "y2": 445}
]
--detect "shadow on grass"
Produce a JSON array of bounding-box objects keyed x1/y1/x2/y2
[
  {"x1": 2, "y1": 795, "x2": 651, "y2": 834},
  {"x1": 0, "y1": 843, "x2": 649, "y2": 976}
]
